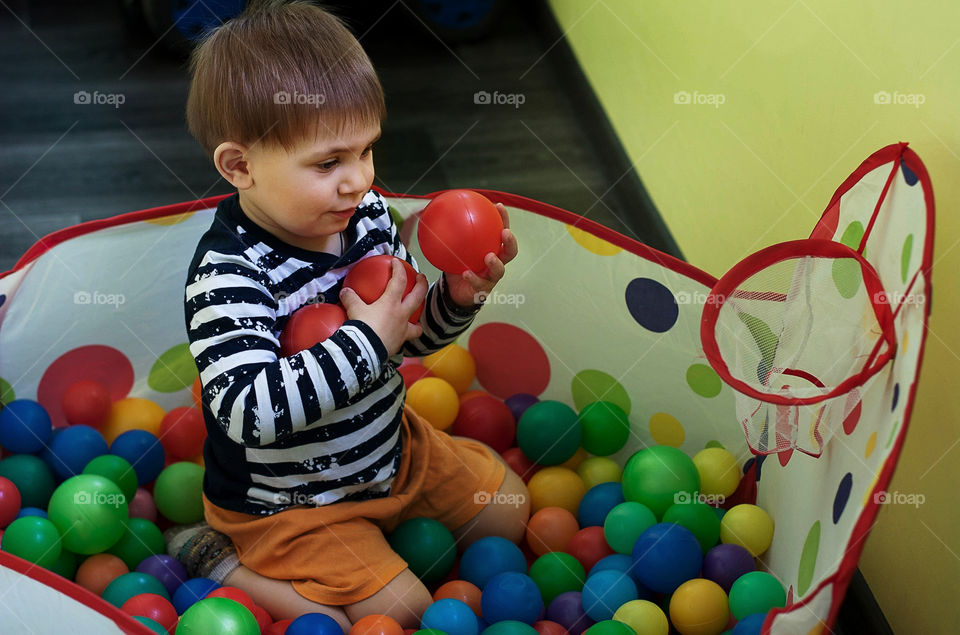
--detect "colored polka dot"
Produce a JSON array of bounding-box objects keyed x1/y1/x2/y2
[
  {"x1": 901, "y1": 234, "x2": 914, "y2": 284},
  {"x1": 865, "y1": 431, "x2": 877, "y2": 458},
  {"x1": 649, "y1": 412, "x2": 685, "y2": 446},
  {"x1": 839, "y1": 221, "x2": 864, "y2": 250},
  {"x1": 892, "y1": 383, "x2": 899, "y2": 411},
  {"x1": 148, "y1": 343, "x2": 198, "y2": 393},
  {"x1": 37, "y1": 345, "x2": 135, "y2": 428},
  {"x1": 145, "y1": 211, "x2": 195, "y2": 226},
  {"x1": 808, "y1": 622, "x2": 827, "y2": 635},
  {"x1": 706, "y1": 440, "x2": 725, "y2": 449},
  {"x1": 886, "y1": 422, "x2": 899, "y2": 449},
  {"x1": 797, "y1": 520, "x2": 820, "y2": 595},
  {"x1": 737, "y1": 313, "x2": 778, "y2": 381},
  {"x1": 842, "y1": 397, "x2": 862, "y2": 435},
  {"x1": 833, "y1": 222, "x2": 864, "y2": 298},
  {"x1": 833, "y1": 473, "x2": 853, "y2": 523},
  {"x1": 686, "y1": 363, "x2": 722, "y2": 398},
  {"x1": 0, "y1": 377, "x2": 14, "y2": 405},
  {"x1": 571, "y1": 370, "x2": 631, "y2": 414},
  {"x1": 625, "y1": 278, "x2": 678, "y2": 333},
  {"x1": 469, "y1": 323, "x2": 550, "y2": 399},
  {"x1": 0, "y1": 293, "x2": 5, "y2": 307},
  {"x1": 566, "y1": 225, "x2": 622, "y2": 256},
  {"x1": 901, "y1": 162, "x2": 919, "y2": 186},
  {"x1": 754, "y1": 454, "x2": 767, "y2": 481}
]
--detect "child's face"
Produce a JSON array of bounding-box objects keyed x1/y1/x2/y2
[{"x1": 240, "y1": 121, "x2": 381, "y2": 251}]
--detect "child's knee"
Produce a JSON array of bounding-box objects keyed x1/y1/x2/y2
[{"x1": 344, "y1": 568, "x2": 432, "y2": 629}]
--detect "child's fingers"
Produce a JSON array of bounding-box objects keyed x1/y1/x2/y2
[
  {"x1": 338, "y1": 286, "x2": 367, "y2": 313},
  {"x1": 481, "y1": 253, "x2": 506, "y2": 284},
  {"x1": 496, "y1": 203, "x2": 510, "y2": 230},
  {"x1": 404, "y1": 321, "x2": 424, "y2": 341},
  {"x1": 403, "y1": 273, "x2": 428, "y2": 310},
  {"x1": 500, "y1": 228, "x2": 518, "y2": 264},
  {"x1": 382, "y1": 258, "x2": 409, "y2": 300}
]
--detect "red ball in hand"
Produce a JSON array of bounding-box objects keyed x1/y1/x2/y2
[
  {"x1": 343, "y1": 255, "x2": 424, "y2": 324},
  {"x1": 280, "y1": 303, "x2": 348, "y2": 356},
  {"x1": 418, "y1": 190, "x2": 503, "y2": 274}
]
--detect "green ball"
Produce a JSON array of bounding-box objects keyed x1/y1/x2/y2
[
  {"x1": 49, "y1": 547, "x2": 78, "y2": 579},
  {"x1": 388, "y1": 517, "x2": 456, "y2": 582},
  {"x1": 153, "y1": 461, "x2": 204, "y2": 524},
  {"x1": 517, "y1": 401, "x2": 581, "y2": 465},
  {"x1": 621, "y1": 446, "x2": 700, "y2": 519},
  {"x1": 135, "y1": 616, "x2": 168, "y2": 634},
  {"x1": 603, "y1": 502, "x2": 656, "y2": 554},
  {"x1": 584, "y1": 620, "x2": 635, "y2": 635},
  {"x1": 102, "y1": 571, "x2": 169, "y2": 607},
  {"x1": 481, "y1": 621, "x2": 540, "y2": 635},
  {"x1": 83, "y1": 454, "x2": 138, "y2": 503},
  {"x1": 1, "y1": 516, "x2": 61, "y2": 568},
  {"x1": 728, "y1": 571, "x2": 786, "y2": 620},
  {"x1": 578, "y1": 402, "x2": 630, "y2": 456},
  {"x1": 662, "y1": 502, "x2": 721, "y2": 553},
  {"x1": 47, "y1": 474, "x2": 128, "y2": 554},
  {"x1": 107, "y1": 518, "x2": 165, "y2": 569},
  {"x1": 0, "y1": 454, "x2": 56, "y2": 508},
  {"x1": 528, "y1": 551, "x2": 585, "y2": 605},
  {"x1": 176, "y1": 596, "x2": 259, "y2": 634}
]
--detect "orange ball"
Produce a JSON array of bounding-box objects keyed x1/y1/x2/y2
[
  {"x1": 423, "y1": 344, "x2": 476, "y2": 393},
  {"x1": 75, "y1": 553, "x2": 129, "y2": 596},
  {"x1": 433, "y1": 580, "x2": 483, "y2": 616},
  {"x1": 350, "y1": 613, "x2": 405, "y2": 635},
  {"x1": 406, "y1": 377, "x2": 459, "y2": 430},
  {"x1": 526, "y1": 506, "x2": 580, "y2": 556},
  {"x1": 191, "y1": 376, "x2": 202, "y2": 408},
  {"x1": 100, "y1": 397, "x2": 165, "y2": 444}
]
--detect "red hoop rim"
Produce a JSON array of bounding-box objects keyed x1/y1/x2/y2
[{"x1": 700, "y1": 239, "x2": 897, "y2": 406}]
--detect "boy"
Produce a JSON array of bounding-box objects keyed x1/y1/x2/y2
[{"x1": 167, "y1": 1, "x2": 527, "y2": 630}]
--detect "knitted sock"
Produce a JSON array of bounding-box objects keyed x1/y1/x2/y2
[{"x1": 163, "y1": 521, "x2": 240, "y2": 583}]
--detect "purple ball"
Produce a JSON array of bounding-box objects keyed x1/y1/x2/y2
[
  {"x1": 546, "y1": 591, "x2": 595, "y2": 635},
  {"x1": 702, "y1": 543, "x2": 756, "y2": 593},
  {"x1": 505, "y1": 393, "x2": 539, "y2": 423},
  {"x1": 135, "y1": 554, "x2": 188, "y2": 597}
]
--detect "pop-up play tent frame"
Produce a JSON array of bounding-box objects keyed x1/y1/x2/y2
[{"x1": 0, "y1": 142, "x2": 933, "y2": 633}]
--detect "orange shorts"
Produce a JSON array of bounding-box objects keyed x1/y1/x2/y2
[{"x1": 202, "y1": 405, "x2": 506, "y2": 606}]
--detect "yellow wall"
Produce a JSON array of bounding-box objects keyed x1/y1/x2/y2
[{"x1": 545, "y1": 0, "x2": 959, "y2": 632}]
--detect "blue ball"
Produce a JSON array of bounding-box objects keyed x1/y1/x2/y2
[
  {"x1": 0, "y1": 400, "x2": 52, "y2": 454},
  {"x1": 481, "y1": 571, "x2": 544, "y2": 625},
  {"x1": 459, "y1": 536, "x2": 527, "y2": 589},
  {"x1": 16, "y1": 507, "x2": 47, "y2": 519},
  {"x1": 581, "y1": 569, "x2": 639, "y2": 622},
  {"x1": 422, "y1": 598, "x2": 480, "y2": 635},
  {"x1": 588, "y1": 554, "x2": 652, "y2": 600},
  {"x1": 42, "y1": 424, "x2": 107, "y2": 479},
  {"x1": 577, "y1": 482, "x2": 624, "y2": 527},
  {"x1": 731, "y1": 612, "x2": 767, "y2": 635},
  {"x1": 172, "y1": 577, "x2": 221, "y2": 615},
  {"x1": 287, "y1": 613, "x2": 344, "y2": 635},
  {"x1": 110, "y1": 429, "x2": 165, "y2": 485},
  {"x1": 631, "y1": 522, "x2": 703, "y2": 594}
]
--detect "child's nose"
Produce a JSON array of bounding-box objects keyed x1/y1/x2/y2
[{"x1": 339, "y1": 163, "x2": 372, "y2": 196}]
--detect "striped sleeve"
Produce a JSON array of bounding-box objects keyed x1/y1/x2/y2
[{"x1": 185, "y1": 251, "x2": 389, "y2": 448}]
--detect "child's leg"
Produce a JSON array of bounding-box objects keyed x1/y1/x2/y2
[
  {"x1": 343, "y1": 568, "x2": 433, "y2": 629},
  {"x1": 223, "y1": 565, "x2": 353, "y2": 632}
]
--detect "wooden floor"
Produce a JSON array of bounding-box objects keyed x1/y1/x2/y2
[{"x1": 0, "y1": 0, "x2": 659, "y2": 272}]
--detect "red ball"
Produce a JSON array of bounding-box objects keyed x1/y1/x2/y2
[
  {"x1": 399, "y1": 363, "x2": 434, "y2": 389},
  {"x1": 343, "y1": 255, "x2": 424, "y2": 323},
  {"x1": 565, "y1": 526, "x2": 614, "y2": 573},
  {"x1": 417, "y1": 190, "x2": 503, "y2": 274},
  {"x1": 501, "y1": 446, "x2": 541, "y2": 484},
  {"x1": 0, "y1": 476, "x2": 21, "y2": 529},
  {"x1": 265, "y1": 619, "x2": 294, "y2": 635},
  {"x1": 280, "y1": 303, "x2": 348, "y2": 356},
  {"x1": 62, "y1": 379, "x2": 112, "y2": 428},
  {"x1": 159, "y1": 406, "x2": 206, "y2": 459},
  {"x1": 207, "y1": 586, "x2": 257, "y2": 615},
  {"x1": 250, "y1": 603, "x2": 274, "y2": 632},
  {"x1": 451, "y1": 394, "x2": 516, "y2": 454},
  {"x1": 533, "y1": 620, "x2": 571, "y2": 635},
  {"x1": 121, "y1": 593, "x2": 178, "y2": 633}
]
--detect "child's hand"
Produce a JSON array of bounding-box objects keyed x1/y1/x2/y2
[
  {"x1": 446, "y1": 203, "x2": 519, "y2": 308},
  {"x1": 339, "y1": 259, "x2": 428, "y2": 356}
]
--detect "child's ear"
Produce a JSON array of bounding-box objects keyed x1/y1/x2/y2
[{"x1": 213, "y1": 141, "x2": 253, "y2": 189}]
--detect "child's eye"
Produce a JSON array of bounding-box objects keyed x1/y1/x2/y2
[
  {"x1": 361, "y1": 144, "x2": 375, "y2": 157},
  {"x1": 316, "y1": 159, "x2": 338, "y2": 171}
]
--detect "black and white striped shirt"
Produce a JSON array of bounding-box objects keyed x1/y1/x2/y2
[{"x1": 184, "y1": 190, "x2": 480, "y2": 515}]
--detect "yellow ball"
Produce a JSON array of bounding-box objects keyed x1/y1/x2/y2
[
  {"x1": 560, "y1": 447, "x2": 589, "y2": 471},
  {"x1": 720, "y1": 504, "x2": 775, "y2": 557},
  {"x1": 577, "y1": 457, "x2": 622, "y2": 489},
  {"x1": 423, "y1": 344, "x2": 476, "y2": 394},
  {"x1": 527, "y1": 467, "x2": 586, "y2": 515},
  {"x1": 406, "y1": 377, "x2": 459, "y2": 430},
  {"x1": 613, "y1": 600, "x2": 668, "y2": 635},
  {"x1": 669, "y1": 578, "x2": 729, "y2": 635},
  {"x1": 692, "y1": 448, "x2": 741, "y2": 498},
  {"x1": 101, "y1": 397, "x2": 166, "y2": 445}
]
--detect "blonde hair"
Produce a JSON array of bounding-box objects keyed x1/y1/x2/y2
[{"x1": 186, "y1": 0, "x2": 386, "y2": 157}]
